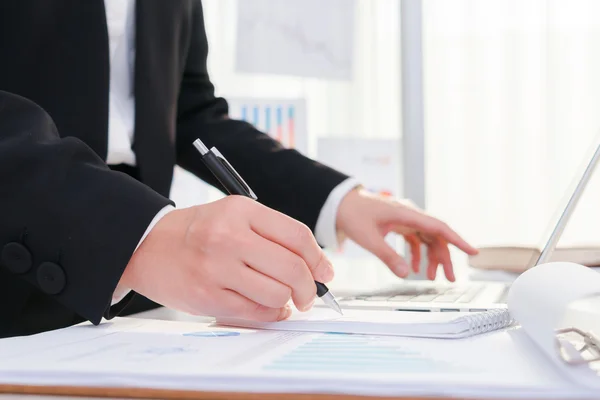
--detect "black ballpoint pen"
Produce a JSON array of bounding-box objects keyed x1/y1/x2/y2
[{"x1": 193, "y1": 138, "x2": 343, "y2": 315}]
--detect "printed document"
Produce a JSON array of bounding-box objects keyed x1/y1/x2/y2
[{"x1": 0, "y1": 317, "x2": 596, "y2": 398}]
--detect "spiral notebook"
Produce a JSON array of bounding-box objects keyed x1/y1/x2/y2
[{"x1": 216, "y1": 307, "x2": 513, "y2": 339}]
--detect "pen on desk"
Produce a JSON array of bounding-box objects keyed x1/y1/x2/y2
[{"x1": 192, "y1": 138, "x2": 343, "y2": 315}]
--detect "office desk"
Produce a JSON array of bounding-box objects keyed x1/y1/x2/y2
[
  {"x1": 0, "y1": 392, "x2": 434, "y2": 400},
  {"x1": 2, "y1": 264, "x2": 597, "y2": 400},
  {"x1": 0, "y1": 393, "x2": 434, "y2": 400}
]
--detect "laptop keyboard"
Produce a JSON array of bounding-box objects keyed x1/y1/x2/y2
[{"x1": 340, "y1": 284, "x2": 485, "y2": 304}]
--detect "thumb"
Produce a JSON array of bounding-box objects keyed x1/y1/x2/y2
[{"x1": 359, "y1": 231, "x2": 409, "y2": 278}]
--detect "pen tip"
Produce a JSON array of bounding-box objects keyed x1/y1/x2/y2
[
  {"x1": 333, "y1": 301, "x2": 343, "y2": 316},
  {"x1": 330, "y1": 297, "x2": 343, "y2": 315},
  {"x1": 320, "y1": 291, "x2": 343, "y2": 315}
]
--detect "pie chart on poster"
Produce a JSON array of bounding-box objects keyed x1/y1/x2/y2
[{"x1": 183, "y1": 331, "x2": 241, "y2": 337}]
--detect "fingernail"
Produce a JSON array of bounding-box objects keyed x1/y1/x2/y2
[{"x1": 279, "y1": 305, "x2": 292, "y2": 320}]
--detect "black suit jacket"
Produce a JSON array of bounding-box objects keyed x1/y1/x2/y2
[{"x1": 0, "y1": 0, "x2": 348, "y2": 337}]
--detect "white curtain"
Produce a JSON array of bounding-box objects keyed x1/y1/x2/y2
[
  {"x1": 173, "y1": 0, "x2": 401, "y2": 194},
  {"x1": 423, "y1": 0, "x2": 600, "y2": 268},
  {"x1": 200, "y1": 0, "x2": 401, "y2": 152},
  {"x1": 172, "y1": 0, "x2": 600, "y2": 285}
]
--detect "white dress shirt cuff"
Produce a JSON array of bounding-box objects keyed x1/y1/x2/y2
[
  {"x1": 314, "y1": 178, "x2": 361, "y2": 249},
  {"x1": 111, "y1": 204, "x2": 176, "y2": 305}
]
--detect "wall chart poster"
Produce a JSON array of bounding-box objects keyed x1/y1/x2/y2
[
  {"x1": 235, "y1": 0, "x2": 355, "y2": 80},
  {"x1": 227, "y1": 97, "x2": 309, "y2": 155}
]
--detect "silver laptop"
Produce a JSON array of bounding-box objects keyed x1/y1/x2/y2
[{"x1": 329, "y1": 137, "x2": 600, "y2": 312}]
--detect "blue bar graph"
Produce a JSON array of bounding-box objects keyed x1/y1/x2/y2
[
  {"x1": 262, "y1": 333, "x2": 462, "y2": 374},
  {"x1": 265, "y1": 106, "x2": 271, "y2": 134},
  {"x1": 276, "y1": 106, "x2": 283, "y2": 142},
  {"x1": 288, "y1": 105, "x2": 295, "y2": 147},
  {"x1": 230, "y1": 99, "x2": 305, "y2": 152},
  {"x1": 253, "y1": 106, "x2": 259, "y2": 126}
]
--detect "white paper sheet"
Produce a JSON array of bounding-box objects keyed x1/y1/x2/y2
[
  {"x1": 215, "y1": 307, "x2": 505, "y2": 338},
  {"x1": 235, "y1": 0, "x2": 355, "y2": 80},
  {"x1": 0, "y1": 317, "x2": 595, "y2": 398},
  {"x1": 507, "y1": 261, "x2": 600, "y2": 389}
]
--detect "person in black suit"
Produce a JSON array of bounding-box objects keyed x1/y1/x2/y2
[{"x1": 0, "y1": 0, "x2": 477, "y2": 338}]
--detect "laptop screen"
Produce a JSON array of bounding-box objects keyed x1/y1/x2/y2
[{"x1": 530, "y1": 134, "x2": 600, "y2": 268}]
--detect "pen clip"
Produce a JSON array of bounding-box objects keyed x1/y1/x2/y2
[{"x1": 210, "y1": 147, "x2": 258, "y2": 200}]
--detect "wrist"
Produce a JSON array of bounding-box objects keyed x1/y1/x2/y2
[
  {"x1": 314, "y1": 178, "x2": 362, "y2": 249},
  {"x1": 120, "y1": 207, "x2": 190, "y2": 292},
  {"x1": 335, "y1": 185, "x2": 364, "y2": 245},
  {"x1": 112, "y1": 206, "x2": 175, "y2": 305},
  {"x1": 117, "y1": 205, "x2": 176, "y2": 292}
]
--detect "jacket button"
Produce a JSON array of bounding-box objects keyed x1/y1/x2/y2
[
  {"x1": 37, "y1": 262, "x2": 66, "y2": 295},
  {"x1": 1, "y1": 242, "x2": 32, "y2": 274}
]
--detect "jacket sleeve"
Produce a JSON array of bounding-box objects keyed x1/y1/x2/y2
[
  {"x1": 174, "y1": 1, "x2": 349, "y2": 232},
  {"x1": 0, "y1": 90, "x2": 172, "y2": 325}
]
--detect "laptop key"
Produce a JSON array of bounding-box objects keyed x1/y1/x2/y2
[
  {"x1": 444, "y1": 288, "x2": 468, "y2": 295},
  {"x1": 409, "y1": 294, "x2": 438, "y2": 302},
  {"x1": 456, "y1": 289, "x2": 482, "y2": 303},
  {"x1": 388, "y1": 295, "x2": 415, "y2": 302},
  {"x1": 388, "y1": 287, "x2": 440, "y2": 296},
  {"x1": 432, "y1": 295, "x2": 461, "y2": 303},
  {"x1": 343, "y1": 285, "x2": 483, "y2": 304},
  {"x1": 363, "y1": 296, "x2": 394, "y2": 301}
]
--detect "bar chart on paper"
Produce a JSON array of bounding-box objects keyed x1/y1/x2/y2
[
  {"x1": 227, "y1": 98, "x2": 308, "y2": 155},
  {"x1": 262, "y1": 333, "x2": 471, "y2": 374}
]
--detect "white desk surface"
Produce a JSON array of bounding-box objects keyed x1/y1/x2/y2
[{"x1": 3, "y1": 262, "x2": 598, "y2": 399}]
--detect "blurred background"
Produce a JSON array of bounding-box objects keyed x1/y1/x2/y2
[{"x1": 170, "y1": 0, "x2": 600, "y2": 289}]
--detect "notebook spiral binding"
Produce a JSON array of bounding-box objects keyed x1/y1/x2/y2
[{"x1": 459, "y1": 309, "x2": 514, "y2": 336}]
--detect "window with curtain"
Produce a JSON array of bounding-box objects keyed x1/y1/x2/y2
[
  {"x1": 422, "y1": 0, "x2": 600, "y2": 271},
  {"x1": 171, "y1": 0, "x2": 600, "y2": 285}
]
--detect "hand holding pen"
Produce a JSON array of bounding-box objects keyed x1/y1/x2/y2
[
  {"x1": 193, "y1": 138, "x2": 342, "y2": 315},
  {"x1": 117, "y1": 139, "x2": 341, "y2": 323}
]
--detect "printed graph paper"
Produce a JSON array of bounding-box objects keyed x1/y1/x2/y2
[{"x1": 226, "y1": 97, "x2": 308, "y2": 155}]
